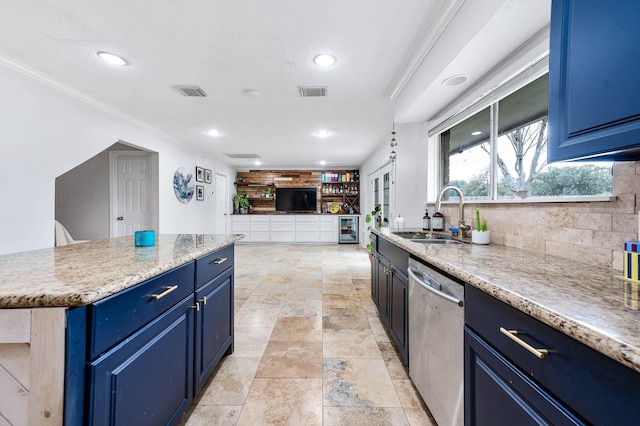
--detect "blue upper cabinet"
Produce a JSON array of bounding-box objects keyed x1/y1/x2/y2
[{"x1": 548, "y1": 0, "x2": 640, "y2": 162}]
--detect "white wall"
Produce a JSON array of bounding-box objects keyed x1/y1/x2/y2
[
  {"x1": 0, "y1": 64, "x2": 236, "y2": 255},
  {"x1": 359, "y1": 122, "x2": 430, "y2": 242}
]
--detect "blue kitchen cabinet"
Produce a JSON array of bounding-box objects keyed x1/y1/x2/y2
[
  {"x1": 548, "y1": 0, "x2": 640, "y2": 162},
  {"x1": 89, "y1": 296, "x2": 195, "y2": 425},
  {"x1": 370, "y1": 235, "x2": 409, "y2": 366},
  {"x1": 65, "y1": 244, "x2": 236, "y2": 425},
  {"x1": 194, "y1": 246, "x2": 234, "y2": 394},
  {"x1": 465, "y1": 284, "x2": 640, "y2": 426}
]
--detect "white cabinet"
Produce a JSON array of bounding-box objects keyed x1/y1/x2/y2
[
  {"x1": 271, "y1": 216, "x2": 295, "y2": 242},
  {"x1": 231, "y1": 215, "x2": 340, "y2": 243},
  {"x1": 296, "y1": 216, "x2": 320, "y2": 242},
  {"x1": 320, "y1": 216, "x2": 338, "y2": 243},
  {"x1": 250, "y1": 216, "x2": 270, "y2": 242}
]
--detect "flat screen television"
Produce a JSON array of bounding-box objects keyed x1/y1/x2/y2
[{"x1": 275, "y1": 188, "x2": 317, "y2": 212}]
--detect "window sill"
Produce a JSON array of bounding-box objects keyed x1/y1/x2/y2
[{"x1": 438, "y1": 195, "x2": 616, "y2": 205}]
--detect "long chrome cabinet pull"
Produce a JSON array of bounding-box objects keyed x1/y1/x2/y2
[
  {"x1": 151, "y1": 285, "x2": 178, "y2": 300},
  {"x1": 211, "y1": 257, "x2": 227, "y2": 265},
  {"x1": 499, "y1": 327, "x2": 549, "y2": 359}
]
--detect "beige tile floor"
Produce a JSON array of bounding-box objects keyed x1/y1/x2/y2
[{"x1": 182, "y1": 244, "x2": 436, "y2": 426}]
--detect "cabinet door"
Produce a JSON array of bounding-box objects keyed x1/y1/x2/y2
[
  {"x1": 389, "y1": 267, "x2": 408, "y2": 366},
  {"x1": 548, "y1": 0, "x2": 640, "y2": 162},
  {"x1": 375, "y1": 255, "x2": 390, "y2": 325},
  {"x1": 194, "y1": 268, "x2": 234, "y2": 394},
  {"x1": 370, "y1": 251, "x2": 379, "y2": 304},
  {"x1": 89, "y1": 296, "x2": 194, "y2": 426},
  {"x1": 465, "y1": 326, "x2": 584, "y2": 426}
]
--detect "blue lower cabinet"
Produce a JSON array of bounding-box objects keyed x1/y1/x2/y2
[
  {"x1": 465, "y1": 327, "x2": 583, "y2": 426},
  {"x1": 89, "y1": 296, "x2": 195, "y2": 426},
  {"x1": 194, "y1": 268, "x2": 234, "y2": 394}
]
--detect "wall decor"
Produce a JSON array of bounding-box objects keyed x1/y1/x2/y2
[
  {"x1": 204, "y1": 169, "x2": 212, "y2": 184},
  {"x1": 196, "y1": 185, "x2": 204, "y2": 201},
  {"x1": 195, "y1": 166, "x2": 204, "y2": 182},
  {"x1": 173, "y1": 167, "x2": 195, "y2": 203}
]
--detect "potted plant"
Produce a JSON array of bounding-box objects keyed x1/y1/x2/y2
[
  {"x1": 238, "y1": 193, "x2": 251, "y2": 214},
  {"x1": 365, "y1": 204, "x2": 382, "y2": 256},
  {"x1": 262, "y1": 187, "x2": 274, "y2": 198},
  {"x1": 233, "y1": 192, "x2": 249, "y2": 214}
]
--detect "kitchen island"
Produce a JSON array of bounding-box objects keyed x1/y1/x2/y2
[
  {"x1": 372, "y1": 227, "x2": 640, "y2": 425},
  {"x1": 0, "y1": 233, "x2": 242, "y2": 425}
]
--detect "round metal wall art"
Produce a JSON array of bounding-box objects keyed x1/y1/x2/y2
[{"x1": 173, "y1": 167, "x2": 195, "y2": 203}]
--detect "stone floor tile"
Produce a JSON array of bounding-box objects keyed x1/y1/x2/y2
[
  {"x1": 322, "y1": 293, "x2": 362, "y2": 309},
  {"x1": 270, "y1": 316, "x2": 322, "y2": 342},
  {"x1": 368, "y1": 316, "x2": 392, "y2": 342},
  {"x1": 236, "y1": 378, "x2": 323, "y2": 426},
  {"x1": 235, "y1": 307, "x2": 281, "y2": 328},
  {"x1": 183, "y1": 405, "x2": 242, "y2": 426},
  {"x1": 323, "y1": 328, "x2": 381, "y2": 359},
  {"x1": 323, "y1": 358, "x2": 401, "y2": 408},
  {"x1": 322, "y1": 308, "x2": 370, "y2": 330},
  {"x1": 393, "y1": 380, "x2": 437, "y2": 426},
  {"x1": 379, "y1": 342, "x2": 409, "y2": 379},
  {"x1": 323, "y1": 407, "x2": 409, "y2": 426},
  {"x1": 230, "y1": 327, "x2": 272, "y2": 358},
  {"x1": 198, "y1": 357, "x2": 261, "y2": 406},
  {"x1": 256, "y1": 340, "x2": 323, "y2": 379}
]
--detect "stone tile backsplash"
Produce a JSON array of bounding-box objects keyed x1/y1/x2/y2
[{"x1": 440, "y1": 161, "x2": 639, "y2": 270}]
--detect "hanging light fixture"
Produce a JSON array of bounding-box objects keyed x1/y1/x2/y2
[{"x1": 389, "y1": 124, "x2": 398, "y2": 163}]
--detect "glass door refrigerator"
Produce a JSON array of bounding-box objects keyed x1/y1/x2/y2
[{"x1": 339, "y1": 216, "x2": 359, "y2": 244}]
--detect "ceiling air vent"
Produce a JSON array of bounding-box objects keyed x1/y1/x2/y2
[
  {"x1": 298, "y1": 86, "x2": 327, "y2": 97},
  {"x1": 225, "y1": 154, "x2": 262, "y2": 159},
  {"x1": 173, "y1": 85, "x2": 208, "y2": 97}
]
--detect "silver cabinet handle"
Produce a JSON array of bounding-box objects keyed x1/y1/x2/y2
[
  {"x1": 151, "y1": 285, "x2": 178, "y2": 300},
  {"x1": 500, "y1": 327, "x2": 549, "y2": 359},
  {"x1": 210, "y1": 257, "x2": 227, "y2": 265}
]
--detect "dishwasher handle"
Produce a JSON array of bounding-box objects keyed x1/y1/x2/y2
[{"x1": 408, "y1": 267, "x2": 463, "y2": 307}]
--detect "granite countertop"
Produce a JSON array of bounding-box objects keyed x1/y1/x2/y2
[
  {"x1": 0, "y1": 234, "x2": 243, "y2": 309},
  {"x1": 372, "y1": 227, "x2": 640, "y2": 374}
]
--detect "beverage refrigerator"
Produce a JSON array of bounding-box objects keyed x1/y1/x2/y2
[{"x1": 339, "y1": 216, "x2": 359, "y2": 244}]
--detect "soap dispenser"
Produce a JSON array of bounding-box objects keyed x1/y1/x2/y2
[
  {"x1": 431, "y1": 210, "x2": 444, "y2": 231},
  {"x1": 422, "y1": 209, "x2": 430, "y2": 230}
]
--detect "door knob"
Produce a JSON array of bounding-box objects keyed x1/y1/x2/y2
[{"x1": 117, "y1": 216, "x2": 124, "y2": 221}]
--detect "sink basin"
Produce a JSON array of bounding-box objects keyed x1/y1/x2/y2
[{"x1": 392, "y1": 231, "x2": 462, "y2": 244}]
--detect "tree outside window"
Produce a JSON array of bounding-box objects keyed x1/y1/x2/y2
[{"x1": 441, "y1": 74, "x2": 612, "y2": 200}]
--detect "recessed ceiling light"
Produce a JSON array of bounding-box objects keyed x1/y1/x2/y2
[
  {"x1": 97, "y1": 51, "x2": 128, "y2": 66},
  {"x1": 471, "y1": 131, "x2": 482, "y2": 136},
  {"x1": 319, "y1": 160, "x2": 327, "y2": 166},
  {"x1": 315, "y1": 130, "x2": 331, "y2": 138},
  {"x1": 254, "y1": 160, "x2": 261, "y2": 166},
  {"x1": 441, "y1": 75, "x2": 468, "y2": 86},
  {"x1": 243, "y1": 89, "x2": 260, "y2": 97},
  {"x1": 313, "y1": 54, "x2": 337, "y2": 67},
  {"x1": 207, "y1": 129, "x2": 221, "y2": 137}
]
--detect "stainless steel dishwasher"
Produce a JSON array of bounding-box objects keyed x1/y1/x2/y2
[{"x1": 408, "y1": 257, "x2": 464, "y2": 426}]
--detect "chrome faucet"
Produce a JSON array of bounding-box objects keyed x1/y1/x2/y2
[{"x1": 435, "y1": 185, "x2": 471, "y2": 237}]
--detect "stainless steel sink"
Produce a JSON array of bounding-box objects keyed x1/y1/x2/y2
[{"x1": 392, "y1": 232, "x2": 463, "y2": 244}]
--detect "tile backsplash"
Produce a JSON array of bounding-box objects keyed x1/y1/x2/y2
[{"x1": 440, "y1": 162, "x2": 639, "y2": 270}]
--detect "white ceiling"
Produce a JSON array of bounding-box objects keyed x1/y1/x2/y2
[{"x1": 1, "y1": 0, "x2": 550, "y2": 169}]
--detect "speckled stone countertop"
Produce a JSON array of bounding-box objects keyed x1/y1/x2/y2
[
  {"x1": 0, "y1": 234, "x2": 243, "y2": 309},
  {"x1": 373, "y1": 228, "x2": 640, "y2": 374}
]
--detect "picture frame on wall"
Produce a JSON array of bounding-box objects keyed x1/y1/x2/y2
[
  {"x1": 196, "y1": 185, "x2": 204, "y2": 201},
  {"x1": 195, "y1": 166, "x2": 204, "y2": 182},
  {"x1": 204, "y1": 169, "x2": 212, "y2": 184}
]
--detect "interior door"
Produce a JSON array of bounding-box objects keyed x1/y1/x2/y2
[
  {"x1": 215, "y1": 172, "x2": 228, "y2": 234},
  {"x1": 111, "y1": 152, "x2": 152, "y2": 237}
]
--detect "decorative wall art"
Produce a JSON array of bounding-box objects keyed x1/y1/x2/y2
[
  {"x1": 173, "y1": 167, "x2": 195, "y2": 203},
  {"x1": 195, "y1": 166, "x2": 204, "y2": 182},
  {"x1": 204, "y1": 169, "x2": 212, "y2": 184},
  {"x1": 196, "y1": 185, "x2": 204, "y2": 201}
]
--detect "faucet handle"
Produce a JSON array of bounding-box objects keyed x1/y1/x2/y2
[{"x1": 458, "y1": 220, "x2": 471, "y2": 231}]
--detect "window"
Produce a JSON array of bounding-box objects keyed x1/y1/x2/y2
[{"x1": 440, "y1": 74, "x2": 612, "y2": 201}]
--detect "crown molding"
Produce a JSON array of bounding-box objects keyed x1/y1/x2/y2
[{"x1": 388, "y1": 0, "x2": 465, "y2": 100}]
